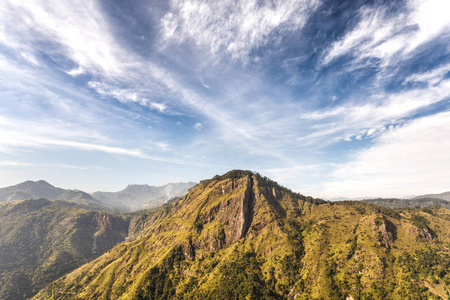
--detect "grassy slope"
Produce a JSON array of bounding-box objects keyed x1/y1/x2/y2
[{"x1": 33, "y1": 172, "x2": 450, "y2": 299}]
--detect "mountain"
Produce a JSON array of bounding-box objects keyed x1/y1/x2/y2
[
  {"x1": 0, "y1": 180, "x2": 196, "y2": 212},
  {"x1": 91, "y1": 182, "x2": 196, "y2": 211},
  {"x1": 0, "y1": 180, "x2": 107, "y2": 211},
  {"x1": 363, "y1": 197, "x2": 450, "y2": 209},
  {"x1": 414, "y1": 191, "x2": 450, "y2": 201},
  {"x1": 32, "y1": 170, "x2": 450, "y2": 299}
]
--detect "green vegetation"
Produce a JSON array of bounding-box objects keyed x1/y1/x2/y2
[
  {"x1": 2, "y1": 171, "x2": 450, "y2": 299},
  {"x1": 137, "y1": 246, "x2": 185, "y2": 299},
  {"x1": 0, "y1": 198, "x2": 163, "y2": 300}
]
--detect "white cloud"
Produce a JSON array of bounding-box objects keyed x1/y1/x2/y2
[
  {"x1": 0, "y1": 0, "x2": 136, "y2": 78},
  {"x1": 322, "y1": 0, "x2": 450, "y2": 66},
  {"x1": 88, "y1": 81, "x2": 142, "y2": 104},
  {"x1": 0, "y1": 113, "x2": 190, "y2": 164},
  {"x1": 149, "y1": 102, "x2": 168, "y2": 113},
  {"x1": 0, "y1": 161, "x2": 35, "y2": 167},
  {"x1": 264, "y1": 163, "x2": 332, "y2": 181},
  {"x1": 200, "y1": 77, "x2": 211, "y2": 89},
  {"x1": 54, "y1": 164, "x2": 87, "y2": 170},
  {"x1": 0, "y1": 114, "x2": 143, "y2": 157},
  {"x1": 319, "y1": 110, "x2": 450, "y2": 198},
  {"x1": 194, "y1": 122, "x2": 203, "y2": 131},
  {"x1": 404, "y1": 63, "x2": 450, "y2": 86},
  {"x1": 155, "y1": 141, "x2": 170, "y2": 151},
  {"x1": 0, "y1": 0, "x2": 308, "y2": 164},
  {"x1": 88, "y1": 81, "x2": 177, "y2": 115},
  {"x1": 160, "y1": 0, "x2": 320, "y2": 62},
  {"x1": 298, "y1": 76, "x2": 450, "y2": 145}
]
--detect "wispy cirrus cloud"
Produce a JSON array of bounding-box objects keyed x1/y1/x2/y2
[
  {"x1": 0, "y1": 161, "x2": 36, "y2": 167},
  {"x1": 0, "y1": 117, "x2": 143, "y2": 157},
  {"x1": 298, "y1": 73, "x2": 450, "y2": 145},
  {"x1": 160, "y1": 0, "x2": 321, "y2": 62},
  {"x1": 322, "y1": 0, "x2": 450, "y2": 67},
  {"x1": 404, "y1": 63, "x2": 450, "y2": 86},
  {"x1": 0, "y1": 0, "x2": 136, "y2": 78}
]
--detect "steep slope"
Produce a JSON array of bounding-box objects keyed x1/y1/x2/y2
[
  {"x1": 0, "y1": 199, "x2": 129, "y2": 300},
  {"x1": 91, "y1": 182, "x2": 196, "y2": 211},
  {"x1": 0, "y1": 180, "x2": 108, "y2": 211},
  {"x1": 35, "y1": 170, "x2": 450, "y2": 299}
]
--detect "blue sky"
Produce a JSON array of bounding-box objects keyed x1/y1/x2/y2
[{"x1": 0, "y1": 0, "x2": 449, "y2": 198}]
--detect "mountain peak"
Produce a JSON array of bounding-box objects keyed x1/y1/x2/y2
[
  {"x1": 35, "y1": 180, "x2": 54, "y2": 187},
  {"x1": 198, "y1": 169, "x2": 255, "y2": 186},
  {"x1": 14, "y1": 180, "x2": 55, "y2": 189},
  {"x1": 173, "y1": 170, "x2": 325, "y2": 249}
]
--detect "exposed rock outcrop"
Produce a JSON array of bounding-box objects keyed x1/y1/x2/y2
[{"x1": 372, "y1": 217, "x2": 396, "y2": 247}]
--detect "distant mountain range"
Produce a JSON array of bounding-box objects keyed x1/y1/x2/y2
[
  {"x1": 0, "y1": 180, "x2": 196, "y2": 212},
  {"x1": 414, "y1": 191, "x2": 450, "y2": 201},
  {"x1": 91, "y1": 182, "x2": 196, "y2": 211},
  {"x1": 363, "y1": 197, "x2": 450, "y2": 210},
  {"x1": 360, "y1": 191, "x2": 450, "y2": 210},
  {"x1": 0, "y1": 180, "x2": 106, "y2": 210}
]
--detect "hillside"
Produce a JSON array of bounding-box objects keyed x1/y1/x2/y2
[
  {"x1": 32, "y1": 170, "x2": 450, "y2": 299},
  {"x1": 91, "y1": 182, "x2": 196, "y2": 211},
  {"x1": 0, "y1": 199, "x2": 129, "y2": 300},
  {"x1": 0, "y1": 197, "x2": 177, "y2": 300}
]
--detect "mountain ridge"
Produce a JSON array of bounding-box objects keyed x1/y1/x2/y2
[
  {"x1": 414, "y1": 191, "x2": 450, "y2": 201},
  {"x1": 91, "y1": 181, "x2": 196, "y2": 211},
  {"x1": 33, "y1": 170, "x2": 450, "y2": 299},
  {"x1": 0, "y1": 180, "x2": 196, "y2": 212},
  {"x1": 0, "y1": 180, "x2": 106, "y2": 210}
]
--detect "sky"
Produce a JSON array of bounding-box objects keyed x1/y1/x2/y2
[{"x1": 0, "y1": 0, "x2": 449, "y2": 199}]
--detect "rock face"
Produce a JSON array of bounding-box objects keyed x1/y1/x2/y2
[
  {"x1": 372, "y1": 217, "x2": 396, "y2": 247},
  {"x1": 189, "y1": 175, "x2": 255, "y2": 248}
]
